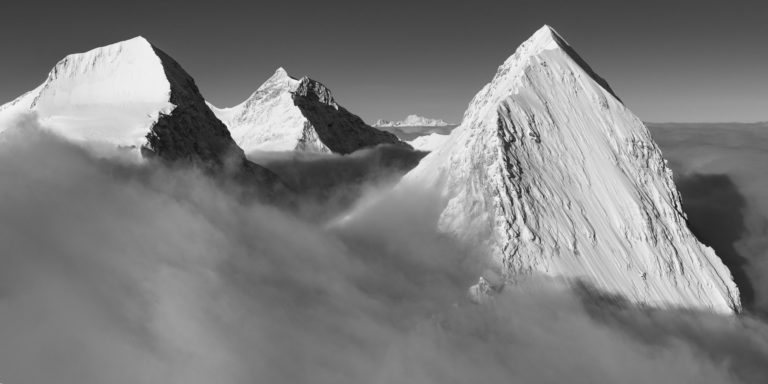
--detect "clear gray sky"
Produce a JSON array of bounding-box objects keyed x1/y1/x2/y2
[{"x1": 0, "y1": 0, "x2": 766, "y2": 123}]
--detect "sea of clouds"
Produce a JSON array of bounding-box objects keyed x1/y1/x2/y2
[{"x1": 1, "y1": 117, "x2": 768, "y2": 383}]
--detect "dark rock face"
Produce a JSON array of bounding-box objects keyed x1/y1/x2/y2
[
  {"x1": 143, "y1": 45, "x2": 290, "y2": 198},
  {"x1": 292, "y1": 78, "x2": 411, "y2": 155}
]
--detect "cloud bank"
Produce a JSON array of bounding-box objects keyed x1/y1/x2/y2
[{"x1": 0, "y1": 118, "x2": 768, "y2": 383}]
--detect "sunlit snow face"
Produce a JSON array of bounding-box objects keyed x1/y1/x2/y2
[
  {"x1": 29, "y1": 37, "x2": 175, "y2": 148},
  {"x1": 1, "y1": 117, "x2": 768, "y2": 384}
]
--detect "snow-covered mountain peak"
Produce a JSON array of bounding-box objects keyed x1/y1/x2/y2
[
  {"x1": 397, "y1": 26, "x2": 740, "y2": 313},
  {"x1": 39, "y1": 36, "x2": 160, "y2": 90},
  {"x1": 232, "y1": 68, "x2": 339, "y2": 110},
  {"x1": 515, "y1": 24, "x2": 561, "y2": 53},
  {"x1": 20, "y1": 36, "x2": 173, "y2": 147},
  {"x1": 0, "y1": 37, "x2": 289, "y2": 198},
  {"x1": 226, "y1": 67, "x2": 301, "y2": 114},
  {"x1": 273, "y1": 66, "x2": 290, "y2": 77},
  {"x1": 485, "y1": 24, "x2": 620, "y2": 106},
  {"x1": 211, "y1": 68, "x2": 407, "y2": 154},
  {"x1": 117, "y1": 35, "x2": 152, "y2": 47},
  {"x1": 264, "y1": 67, "x2": 300, "y2": 88},
  {"x1": 514, "y1": 25, "x2": 621, "y2": 102}
]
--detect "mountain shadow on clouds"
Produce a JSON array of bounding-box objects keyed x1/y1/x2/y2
[
  {"x1": 249, "y1": 145, "x2": 427, "y2": 219},
  {"x1": 675, "y1": 173, "x2": 755, "y2": 310}
]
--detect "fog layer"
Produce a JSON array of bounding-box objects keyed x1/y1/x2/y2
[{"x1": 1, "y1": 119, "x2": 768, "y2": 383}]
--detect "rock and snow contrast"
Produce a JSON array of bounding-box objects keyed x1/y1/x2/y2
[
  {"x1": 0, "y1": 27, "x2": 743, "y2": 314},
  {"x1": 0, "y1": 37, "x2": 287, "y2": 194},
  {"x1": 0, "y1": 37, "x2": 173, "y2": 145},
  {"x1": 374, "y1": 114, "x2": 450, "y2": 127},
  {"x1": 407, "y1": 132, "x2": 450, "y2": 152},
  {"x1": 399, "y1": 25, "x2": 741, "y2": 313},
  {"x1": 209, "y1": 68, "x2": 409, "y2": 154}
]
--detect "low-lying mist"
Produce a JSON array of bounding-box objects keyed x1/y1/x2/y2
[{"x1": 2, "y1": 118, "x2": 768, "y2": 383}]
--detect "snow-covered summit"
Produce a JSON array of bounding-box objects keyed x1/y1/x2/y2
[
  {"x1": 507, "y1": 25, "x2": 620, "y2": 101},
  {"x1": 374, "y1": 114, "x2": 451, "y2": 128},
  {"x1": 1, "y1": 36, "x2": 172, "y2": 147},
  {"x1": 0, "y1": 37, "x2": 287, "y2": 195},
  {"x1": 210, "y1": 68, "x2": 409, "y2": 154},
  {"x1": 399, "y1": 25, "x2": 741, "y2": 313}
]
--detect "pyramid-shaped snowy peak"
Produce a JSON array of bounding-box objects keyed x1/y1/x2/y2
[{"x1": 401, "y1": 25, "x2": 741, "y2": 313}]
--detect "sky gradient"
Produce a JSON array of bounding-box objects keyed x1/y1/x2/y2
[{"x1": 0, "y1": 0, "x2": 766, "y2": 123}]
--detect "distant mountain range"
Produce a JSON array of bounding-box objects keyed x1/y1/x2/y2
[{"x1": 374, "y1": 115, "x2": 451, "y2": 127}]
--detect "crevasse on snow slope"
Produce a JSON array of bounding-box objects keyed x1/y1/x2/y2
[
  {"x1": 402, "y1": 25, "x2": 741, "y2": 313},
  {"x1": 0, "y1": 37, "x2": 287, "y2": 195},
  {"x1": 209, "y1": 68, "x2": 408, "y2": 154}
]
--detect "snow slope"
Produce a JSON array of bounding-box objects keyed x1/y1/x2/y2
[
  {"x1": 0, "y1": 37, "x2": 173, "y2": 149},
  {"x1": 0, "y1": 37, "x2": 287, "y2": 196},
  {"x1": 0, "y1": 85, "x2": 44, "y2": 128},
  {"x1": 374, "y1": 114, "x2": 450, "y2": 127},
  {"x1": 400, "y1": 25, "x2": 741, "y2": 313},
  {"x1": 210, "y1": 68, "x2": 408, "y2": 154}
]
